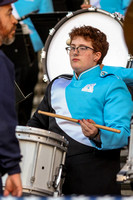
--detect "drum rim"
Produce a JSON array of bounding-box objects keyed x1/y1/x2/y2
[
  {"x1": 16, "y1": 125, "x2": 68, "y2": 146},
  {"x1": 22, "y1": 186, "x2": 54, "y2": 196},
  {"x1": 43, "y1": 7, "x2": 124, "y2": 81}
]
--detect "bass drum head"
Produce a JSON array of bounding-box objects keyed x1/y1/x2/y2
[{"x1": 44, "y1": 8, "x2": 129, "y2": 81}]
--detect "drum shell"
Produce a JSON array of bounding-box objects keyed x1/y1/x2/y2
[{"x1": 3, "y1": 126, "x2": 68, "y2": 196}]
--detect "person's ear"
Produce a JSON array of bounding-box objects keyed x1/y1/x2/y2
[{"x1": 94, "y1": 52, "x2": 102, "y2": 62}]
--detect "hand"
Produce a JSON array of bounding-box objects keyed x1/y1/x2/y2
[
  {"x1": 4, "y1": 173, "x2": 22, "y2": 197},
  {"x1": 80, "y1": 4, "x2": 91, "y2": 9},
  {"x1": 79, "y1": 119, "x2": 99, "y2": 139}
]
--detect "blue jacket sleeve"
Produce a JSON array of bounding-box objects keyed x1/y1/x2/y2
[
  {"x1": 91, "y1": 77, "x2": 133, "y2": 150},
  {"x1": 102, "y1": 66, "x2": 133, "y2": 86}
]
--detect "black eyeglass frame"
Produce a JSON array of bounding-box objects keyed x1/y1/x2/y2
[{"x1": 65, "y1": 45, "x2": 97, "y2": 53}]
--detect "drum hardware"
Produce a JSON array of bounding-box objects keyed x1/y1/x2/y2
[
  {"x1": 30, "y1": 142, "x2": 39, "y2": 184},
  {"x1": 113, "y1": 12, "x2": 124, "y2": 23},
  {"x1": 49, "y1": 28, "x2": 56, "y2": 36},
  {"x1": 53, "y1": 150, "x2": 66, "y2": 189},
  {"x1": 126, "y1": 55, "x2": 133, "y2": 68},
  {"x1": 43, "y1": 74, "x2": 49, "y2": 83},
  {"x1": 53, "y1": 164, "x2": 64, "y2": 189},
  {"x1": 117, "y1": 125, "x2": 133, "y2": 183},
  {"x1": 52, "y1": 164, "x2": 65, "y2": 196},
  {"x1": 88, "y1": 6, "x2": 97, "y2": 11},
  {"x1": 117, "y1": 163, "x2": 130, "y2": 182},
  {"x1": 41, "y1": 47, "x2": 45, "y2": 61},
  {"x1": 127, "y1": 125, "x2": 133, "y2": 179},
  {"x1": 66, "y1": 12, "x2": 73, "y2": 18},
  {"x1": 40, "y1": 47, "x2": 49, "y2": 83},
  {"x1": 47, "y1": 146, "x2": 57, "y2": 188},
  {"x1": 47, "y1": 150, "x2": 67, "y2": 196},
  {"x1": 96, "y1": 8, "x2": 122, "y2": 22}
]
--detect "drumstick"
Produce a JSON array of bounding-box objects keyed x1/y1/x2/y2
[{"x1": 38, "y1": 110, "x2": 121, "y2": 133}]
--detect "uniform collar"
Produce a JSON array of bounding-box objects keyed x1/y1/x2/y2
[{"x1": 73, "y1": 65, "x2": 101, "y2": 81}]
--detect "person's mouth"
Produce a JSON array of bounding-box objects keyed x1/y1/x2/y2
[
  {"x1": 12, "y1": 30, "x2": 16, "y2": 34},
  {"x1": 11, "y1": 26, "x2": 16, "y2": 34},
  {"x1": 72, "y1": 58, "x2": 80, "y2": 62}
]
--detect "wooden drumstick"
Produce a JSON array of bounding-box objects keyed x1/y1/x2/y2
[{"x1": 38, "y1": 110, "x2": 121, "y2": 133}]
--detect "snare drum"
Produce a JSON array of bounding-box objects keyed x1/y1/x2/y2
[
  {"x1": 3, "y1": 126, "x2": 68, "y2": 196},
  {"x1": 43, "y1": 8, "x2": 130, "y2": 81}
]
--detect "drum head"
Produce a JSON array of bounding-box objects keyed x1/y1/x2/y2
[{"x1": 44, "y1": 8, "x2": 129, "y2": 81}]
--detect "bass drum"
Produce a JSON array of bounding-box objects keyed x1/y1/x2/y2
[{"x1": 43, "y1": 8, "x2": 130, "y2": 81}]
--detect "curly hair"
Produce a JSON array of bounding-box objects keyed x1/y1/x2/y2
[{"x1": 69, "y1": 25, "x2": 109, "y2": 64}]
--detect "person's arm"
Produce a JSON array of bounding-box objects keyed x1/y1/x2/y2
[
  {"x1": 0, "y1": 54, "x2": 22, "y2": 175},
  {"x1": 4, "y1": 174, "x2": 22, "y2": 197},
  {"x1": 102, "y1": 66, "x2": 133, "y2": 86},
  {"x1": 98, "y1": 78, "x2": 132, "y2": 149}
]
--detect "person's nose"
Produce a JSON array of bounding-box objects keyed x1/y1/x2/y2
[{"x1": 12, "y1": 14, "x2": 18, "y2": 25}]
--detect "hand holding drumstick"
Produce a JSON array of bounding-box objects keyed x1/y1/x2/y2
[
  {"x1": 79, "y1": 118, "x2": 100, "y2": 140},
  {"x1": 38, "y1": 110, "x2": 121, "y2": 134}
]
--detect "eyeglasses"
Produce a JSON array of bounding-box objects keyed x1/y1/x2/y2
[{"x1": 65, "y1": 45, "x2": 97, "y2": 54}]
